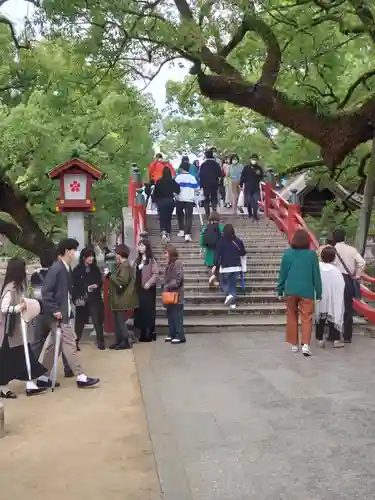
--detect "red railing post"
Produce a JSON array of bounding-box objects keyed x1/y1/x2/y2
[{"x1": 287, "y1": 189, "x2": 300, "y2": 243}]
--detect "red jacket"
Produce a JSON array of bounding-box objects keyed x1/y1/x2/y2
[{"x1": 148, "y1": 160, "x2": 175, "y2": 182}]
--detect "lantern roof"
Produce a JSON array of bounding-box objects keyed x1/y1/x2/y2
[{"x1": 47, "y1": 157, "x2": 103, "y2": 180}]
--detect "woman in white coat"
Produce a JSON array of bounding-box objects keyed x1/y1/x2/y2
[
  {"x1": 315, "y1": 246, "x2": 345, "y2": 348},
  {"x1": 0, "y1": 258, "x2": 47, "y2": 398}
]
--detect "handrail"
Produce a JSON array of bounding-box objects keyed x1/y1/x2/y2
[
  {"x1": 129, "y1": 174, "x2": 147, "y2": 245},
  {"x1": 260, "y1": 182, "x2": 375, "y2": 324}
]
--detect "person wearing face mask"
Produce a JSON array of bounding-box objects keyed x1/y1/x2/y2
[
  {"x1": 72, "y1": 247, "x2": 105, "y2": 350},
  {"x1": 222, "y1": 156, "x2": 232, "y2": 208},
  {"x1": 133, "y1": 239, "x2": 158, "y2": 342},
  {"x1": 230, "y1": 154, "x2": 244, "y2": 213},
  {"x1": 105, "y1": 244, "x2": 139, "y2": 350},
  {"x1": 41, "y1": 238, "x2": 100, "y2": 389},
  {"x1": 240, "y1": 154, "x2": 264, "y2": 221}
]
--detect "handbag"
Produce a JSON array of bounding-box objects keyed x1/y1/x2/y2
[
  {"x1": 162, "y1": 291, "x2": 179, "y2": 305},
  {"x1": 335, "y1": 251, "x2": 362, "y2": 299},
  {"x1": 3, "y1": 292, "x2": 16, "y2": 337}
]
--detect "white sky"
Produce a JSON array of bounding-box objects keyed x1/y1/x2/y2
[{"x1": 1, "y1": 0, "x2": 188, "y2": 109}]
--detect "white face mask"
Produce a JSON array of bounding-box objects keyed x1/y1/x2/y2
[
  {"x1": 232, "y1": 160, "x2": 238, "y2": 165},
  {"x1": 250, "y1": 160, "x2": 257, "y2": 165}
]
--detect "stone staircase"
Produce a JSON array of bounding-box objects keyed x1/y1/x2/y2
[{"x1": 147, "y1": 212, "x2": 289, "y2": 333}]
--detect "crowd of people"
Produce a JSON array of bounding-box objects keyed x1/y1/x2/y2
[
  {"x1": 0, "y1": 149, "x2": 369, "y2": 400},
  {"x1": 278, "y1": 228, "x2": 365, "y2": 356},
  {"x1": 147, "y1": 149, "x2": 264, "y2": 243}
]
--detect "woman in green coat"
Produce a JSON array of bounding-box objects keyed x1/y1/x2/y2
[
  {"x1": 105, "y1": 244, "x2": 138, "y2": 350},
  {"x1": 199, "y1": 211, "x2": 224, "y2": 268}
]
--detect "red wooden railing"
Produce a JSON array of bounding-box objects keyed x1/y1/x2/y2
[
  {"x1": 260, "y1": 182, "x2": 375, "y2": 323},
  {"x1": 103, "y1": 172, "x2": 146, "y2": 334}
]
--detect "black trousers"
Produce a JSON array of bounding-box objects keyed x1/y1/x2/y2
[
  {"x1": 75, "y1": 300, "x2": 105, "y2": 347},
  {"x1": 176, "y1": 201, "x2": 194, "y2": 234},
  {"x1": 315, "y1": 318, "x2": 340, "y2": 341},
  {"x1": 157, "y1": 198, "x2": 175, "y2": 234},
  {"x1": 202, "y1": 185, "x2": 218, "y2": 216},
  {"x1": 343, "y1": 273, "x2": 355, "y2": 342},
  {"x1": 32, "y1": 314, "x2": 72, "y2": 375}
]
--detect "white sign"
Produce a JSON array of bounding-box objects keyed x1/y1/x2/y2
[{"x1": 64, "y1": 173, "x2": 87, "y2": 200}]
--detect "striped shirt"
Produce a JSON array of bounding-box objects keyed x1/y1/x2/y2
[{"x1": 175, "y1": 172, "x2": 199, "y2": 203}]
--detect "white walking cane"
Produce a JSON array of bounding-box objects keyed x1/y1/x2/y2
[
  {"x1": 20, "y1": 317, "x2": 32, "y2": 381},
  {"x1": 51, "y1": 321, "x2": 62, "y2": 392}
]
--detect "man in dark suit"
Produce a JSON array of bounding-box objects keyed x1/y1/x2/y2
[{"x1": 40, "y1": 238, "x2": 100, "y2": 389}]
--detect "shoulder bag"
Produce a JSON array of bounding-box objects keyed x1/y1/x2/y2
[
  {"x1": 3, "y1": 291, "x2": 16, "y2": 337},
  {"x1": 162, "y1": 291, "x2": 179, "y2": 305},
  {"x1": 335, "y1": 251, "x2": 362, "y2": 299}
]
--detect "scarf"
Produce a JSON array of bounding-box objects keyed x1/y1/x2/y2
[{"x1": 314, "y1": 263, "x2": 345, "y2": 332}]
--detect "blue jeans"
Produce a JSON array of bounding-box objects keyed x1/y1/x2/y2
[
  {"x1": 166, "y1": 304, "x2": 185, "y2": 341},
  {"x1": 247, "y1": 191, "x2": 259, "y2": 220},
  {"x1": 157, "y1": 198, "x2": 175, "y2": 234},
  {"x1": 220, "y1": 272, "x2": 237, "y2": 298}
]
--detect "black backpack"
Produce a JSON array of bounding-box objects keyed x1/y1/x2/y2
[{"x1": 203, "y1": 223, "x2": 221, "y2": 249}]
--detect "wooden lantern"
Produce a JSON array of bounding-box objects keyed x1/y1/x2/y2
[{"x1": 47, "y1": 157, "x2": 103, "y2": 212}]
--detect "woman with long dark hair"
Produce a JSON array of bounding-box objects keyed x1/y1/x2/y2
[
  {"x1": 163, "y1": 244, "x2": 186, "y2": 344},
  {"x1": 133, "y1": 239, "x2": 158, "y2": 342},
  {"x1": 212, "y1": 224, "x2": 246, "y2": 309},
  {"x1": 0, "y1": 258, "x2": 47, "y2": 398},
  {"x1": 152, "y1": 166, "x2": 180, "y2": 243},
  {"x1": 72, "y1": 247, "x2": 105, "y2": 350}
]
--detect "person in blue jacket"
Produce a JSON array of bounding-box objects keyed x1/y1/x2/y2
[{"x1": 178, "y1": 155, "x2": 199, "y2": 181}]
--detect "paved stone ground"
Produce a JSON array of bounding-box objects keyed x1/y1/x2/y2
[
  {"x1": 135, "y1": 332, "x2": 375, "y2": 500},
  {"x1": 0, "y1": 344, "x2": 161, "y2": 500}
]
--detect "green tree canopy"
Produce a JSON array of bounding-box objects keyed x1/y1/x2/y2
[
  {"x1": 32, "y1": 0, "x2": 375, "y2": 169},
  {"x1": 0, "y1": 24, "x2": 157, "y2": 255}
]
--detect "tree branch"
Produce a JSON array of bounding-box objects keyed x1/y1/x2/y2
[
  {"x1": 280, "y1": 159, "x2": 325, "y2": 176},
  {"x1": 198, "y1": 0, "x2": 217, "y2": 26},
  {"x1": 219, "y1": 16, "x2": 281, "y2": 87},
  {"x1": 349, "y1": 0, "x2": 375, "y2": 45},
  {"x1": 338, "y1": 69, "x2": 375, "y2": 109}
]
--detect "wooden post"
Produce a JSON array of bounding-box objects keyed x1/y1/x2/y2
[{"x1": 287, "y1": 189, "x2": 300, "y2": 243}]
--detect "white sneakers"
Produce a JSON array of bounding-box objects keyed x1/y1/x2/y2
[
  {"x1": 292, "y1": 344, "x2": 311, "y2": 356},
  {"x1": 302, "y1": 344, "x2": 312, "y2": 357},
  {"x1": 224, "y1": 294, "x2": 234, "y2": 305},
  {"x1": 184, "y1": 234, "x2": 192, "y2": 242},
  {"x1": 177, "y1": 230, "x2": 184, "y2": 237},
  {"x1": 177, "y1": 231, "x2": 192, "y2": 242}
]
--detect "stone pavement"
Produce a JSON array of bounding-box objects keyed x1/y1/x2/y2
[
  {"x1": 135, "y1": 331, "x2": 375, "y2": 500},
  {"x1": 0, "y1": 344, "x2": 161, "y2": 500}
]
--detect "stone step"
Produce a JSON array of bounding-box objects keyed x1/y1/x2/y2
[
  {"x1": 155, "y1": 315, "x2": 288, "y2": 333},
  {"x1": 179, "y1": 284, "x2": 277, "y2": 293},
  {"x1": 161, "y1": 268, "x2": 280, "y2": 276},
  {"x1": 182, "y1": 276, "x2": 277, "y2": 284},
  {"x1": 155, "y1": 303, "x2": 285, "y2": 316},
  {"x1": 156, "y1": 293, "x2": 278, "y2": 305},
  {"x1": 155, "y1": 259, "x2": 281, "y2": 267},
  {"x1": 153, "y1": 246, "x2": 286, "y2": 255}
]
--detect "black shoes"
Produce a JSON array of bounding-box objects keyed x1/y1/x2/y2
[
  {"x1": 0, "y1": 390, "x2": 17, "y2": 399},
  {"x1": 64, "y1": 371, "x2": 75, "y2": 378},
  {"x1": 37, "y1": 379, "x2": 61, "y2": 389},
  {"x1": 77, "y1": 377, "x2": 100, "y2": 388},
  {"x1": 109, "y1": 342, "x2": 131, "y2": 350},
  {"x1": 97, "y1": 343, "x2": 106, "y2": 350},
  {"x1": 26, "y1": 387, "x2": 47, "y2": 397}
]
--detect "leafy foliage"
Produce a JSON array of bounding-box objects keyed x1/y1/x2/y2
[{"x1": 0, "y1": 22, "x2": 157, "y2": 254}]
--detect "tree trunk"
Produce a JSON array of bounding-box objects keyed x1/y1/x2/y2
[
  {"x1": 355, "y1": 138, "x2": 375, "y2": 255},
  {"x1": 0, "y1": 178, "x2": 54, "y2": 257},
  {"x1": 197, "y1": 73, "x2": 375, "y2": 169}
]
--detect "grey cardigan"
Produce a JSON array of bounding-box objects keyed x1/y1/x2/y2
[{"x1": 136, "y1": 258, "x2": 158, "y2": 288}]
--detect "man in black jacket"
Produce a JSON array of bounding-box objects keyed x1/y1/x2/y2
[
  {"x1": 240, "y1": 154, "x2": 264, "y2": 221},
  {"x1": 41, "y1": 238, "x2": 100, "y2": 389},
  {"x1": 199, "y1": 149, "x2": 222, "y2": 217}
]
